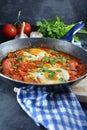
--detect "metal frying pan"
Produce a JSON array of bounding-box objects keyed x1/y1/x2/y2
[{"x1": 0, "y1": 38, "x2": 87, "y2": 87}]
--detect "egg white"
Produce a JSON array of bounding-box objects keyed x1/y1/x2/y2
[
  {"x1": 22, "y1": 49, "x2": 47, "y2": 61},
  {"x1": 32, "y1": 68, "x2": 70, "y2": 84}
]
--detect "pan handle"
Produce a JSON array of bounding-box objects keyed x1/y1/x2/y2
[{"x1": 61, "y1": 21, "x2": 85, "y2": 43}]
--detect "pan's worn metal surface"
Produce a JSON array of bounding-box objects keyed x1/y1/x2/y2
[{"x1": 0, "y1": 38, "x2": 87, "y2": 87}]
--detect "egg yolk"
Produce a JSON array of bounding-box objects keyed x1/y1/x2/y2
[
  {"x1": 44, "y1": 72, "x2": 58, "y2": 80},
  {"x1": 29, "y1": 48, "x2": 41, "y2": 55}
]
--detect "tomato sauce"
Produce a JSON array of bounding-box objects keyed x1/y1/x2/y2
[{"x1": 0, "y1": 47, "x2": 86, "y2": 84}]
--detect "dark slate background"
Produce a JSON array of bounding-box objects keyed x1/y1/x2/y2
[
  {"x1": 0, "y1": 1, "x2": 87, "y2": 130},
  {"x1": 0, "y1": 0, "x2": 87, "y2": 25}
]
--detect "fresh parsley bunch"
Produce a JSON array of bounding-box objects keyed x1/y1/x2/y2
[{"x1": 36, "y1": 16, "x2": 80, "y2": 41}]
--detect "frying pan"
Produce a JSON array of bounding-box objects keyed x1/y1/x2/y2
[{"x1": 0, "y1": 38, "x2": 87, "y2": 87}]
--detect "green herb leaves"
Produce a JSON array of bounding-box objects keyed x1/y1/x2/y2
[
  {"x1": 43, "y1": 54, "x2": 68, "y2": 64},
  {"x1": 36, "y1": 16, "x2": 74, "y2": 39},
  {"x1": 48, "y1": 71, "x2": 56, "y2": 79},
  {"x1": 16, "y1": 55, "x2": 22, "y2": 61},
  {"x1": 36, "y1": 16, "x2": 80, "y2": 42},
  {"x1": 0, "y1": 66, "x2": 3, "y2": 72},
  {"x1": 50, "y1": 49, "x2": 58, "y2": 54}
]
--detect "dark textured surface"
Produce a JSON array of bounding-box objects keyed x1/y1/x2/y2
[
  {"x1": 0, "y1": 78, "x2": 87, "y2": 130},
  {"x1": 0, "y1": 0, "x2": 87, "y2": 25},
  {"x1": 0, "y1": 0, "x2": 87, "y2": 129},
  {"x1": 0, "y1": 37, "x2": 87, "y2": 130},
  {"x1": 0, "y1": 79, "x2": 46, "y2": 130}
]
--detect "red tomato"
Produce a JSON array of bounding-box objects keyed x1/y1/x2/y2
[
  {"x1": 2, "y1": 24, "x2": 17, "y2": 38},
  {"x1": 17, "y1": 22, "x2": 31, "y2": 35},
  {"x1": 2, "y1": 58, "x2": 14, "y2": 74}
]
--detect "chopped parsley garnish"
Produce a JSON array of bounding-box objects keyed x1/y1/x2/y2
[
  {"x1": 50, "y1": 49, "x2": 58, "y2": 54},
  {"x1": 57, "y1": 69, "x2": 62, "y2": 72},
  {"x1": 59, "y1": 77, "x2": 66, "y2": 82},
  {"x1": 49, "y1": 58, "x2": 55, "y2": 65},
  {"x1": 37, "y1": 63, "x2": 43, "y2": 68},
  {"x1": 16, "y1": 56, "x2": 22, "y2": 61},
  {"x1": 37, "y1": 69, "x2": 43, "y2": 73},
  {"x1": 48, "y1": 71, "x2": 56, "y2": 79},
  {"x1": 59, "y1": 55, "x2": 68, "y2": 63},
  {"x1": 61, "y1": 57, "x2": 67, "y2": 63},
  {"x1": 43, "y1": 66, "x2": 49, "y2": 72},
  {"x1": 0, "y1": 66, "x2": 3, "y2": 72},
  {"x1": 27, "y1": 69, "x2": 33, "y2": 72},
  {"x1": 26, "y1": 49, "x2": 30, "y2": 52},
  {"x1": 43, "y1": 54, "x2": 68, "y2": 64},
  {"x1": 43, "y1": 56, "x2": 56, "y2": 65},
  {"x1": 13, "y1": 63, "x2": 21, "y2": 71},
  {"x1": 13, "y1": 66, "x2": 18, "y2": 70},
  {"x1": 43, "y1": 55, "x2": 49, "y2": 62}
]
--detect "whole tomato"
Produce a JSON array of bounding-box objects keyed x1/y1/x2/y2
[
  {"x1": 2, "y1": 24, "x2": 17, "y2": 38},
  {"x1": 17, "y1": 22, "x2": 31, "y2": 35}
]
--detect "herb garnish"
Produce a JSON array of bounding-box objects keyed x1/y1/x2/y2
[
  {"x1": 43, "y1": 55, "x2": 49, "y2": 62},
  {"x1": 37, "y1": 63, "x2": 43, "y2": 68},
  {"x1": 43, "y1": 55, "x2": 68, "y2": 64},
  {"x1": 16, "y1": 55, "x2": 22, "y2": 61},
  {"x1": 0, "y1": 66, "x2": 3, "y2": 72},
  {"x1": 36, "y1": 16, "x2": 81, "y2": 42},
  {"x1": 50, "y1": 49, "x2": 58, "y2": 54},
  {"x1": 59, "y1": 77, "x2": 66, "y2": 82},
  {"x1": 43, "y1": 66, "x2": 49, "y2": 72},
  {"x1": 48, "y1": 71, "x2": 56, "y2": 79},
  {"x1": 13, "y1": 66, "x2": 18, "y2": 70}
]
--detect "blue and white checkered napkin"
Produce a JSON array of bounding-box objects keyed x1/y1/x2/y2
[{"x1": 17, "y1": 85, "x2": 87, "y2": 130}]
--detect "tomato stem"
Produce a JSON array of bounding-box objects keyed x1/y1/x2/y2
[
  {"x1": 17, "y1": 11, "x2": 21, "y2": 21},
  {"x1": 14, "y1": 10, "x2": 22, "y2": 26}
]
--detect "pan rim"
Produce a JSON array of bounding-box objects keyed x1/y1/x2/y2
[{"x1": 0, "y1": 37, "x2": 87, "y2": 86}]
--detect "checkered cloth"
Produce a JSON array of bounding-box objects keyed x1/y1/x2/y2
[{"x1": 17, "y1": 85, "x2": 87, "y2": 130}]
